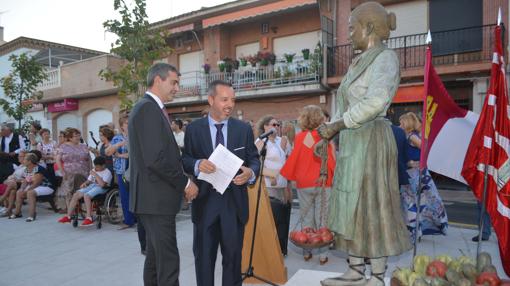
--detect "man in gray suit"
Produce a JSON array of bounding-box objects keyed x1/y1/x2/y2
[{"x1": 129, "y1": 63, "x2": 198, "y2": 286}]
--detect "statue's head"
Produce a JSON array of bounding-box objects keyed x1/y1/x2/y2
[{"x1": 349, "y1": 2, "x2": 396, "y2": 51}]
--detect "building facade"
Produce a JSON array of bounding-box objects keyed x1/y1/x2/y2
[{"x1": 0, "y1": 35, "x2": 104, "y2": 140}]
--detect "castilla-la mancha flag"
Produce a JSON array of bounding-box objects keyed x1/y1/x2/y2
[
  {"x1": 420, "y1": 45, "x2": 478, "y2": 184},
  {"x1": 461, "y1": 25, "x2": 510, "y2": 276}
]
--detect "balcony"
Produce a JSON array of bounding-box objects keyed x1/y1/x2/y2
[
  {"x1": 37, "y1": 55, "x2": 123, "y2": 103},
  {"x1": 38, "y1": 68, "x2": 61, "y2": 91},
  {"x1": 327, "y1": 24, "x2": 498, "y2": 78},
  {"x1": 176, "y1": 58, "x2": 321, "y2": 99}
]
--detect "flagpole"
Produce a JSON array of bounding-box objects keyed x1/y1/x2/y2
[
  {"x1": 476, "y1": 7, "x2": 503, "y2": 267},
  {"x1": 413, "y1": 31, "x2": 433, "y2": 261},
  {"x1": 476, "y1": 165, "x2": 489, "y2": 268}
]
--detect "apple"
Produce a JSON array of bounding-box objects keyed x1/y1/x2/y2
[
  {"x1": 413, "y1": 255, "x2": 431, "y2": 276},
  {"x1": 476, "y1": 272, "x2": 500, "y2": 286},
  {"x1": 426, "y1": 260, "x2": 448, "y2": 278},
  {"x1": 436, "y1": 255, "x2": 453, "y2": 266},
  {"x1": 447, "y1": 260, "x2": 462, "y2": 272},
  {"x1": 302, "y1": 227, "x2": 315, "y2": 234},
  {"x1": 309, "y1": 235, "x2": 323, "y2": 244},
  {"x1": 321, "y1": 231, "x2": 334, "y2": 243},
  {"x1": 477, "y1": 252, "x2": 493, "y2": 273},
  {"x1": 317, "y1": 227, "x2": 330, "y2": 234},
  {"x1": 294, "y1": 231, "x2": 308, "y2": 244},
  {"x1": 458, "y1": 255, "x2": 475, "y2": 266},
  {"x1": 408, "y1": 272, "x2": 422, "y2": 286},
  {"x1": 392, "y1": 268, "x2": 412, "y2": 285},
  {"x1": 290, "y1": 231, "x2": 297, "y2": 241}
]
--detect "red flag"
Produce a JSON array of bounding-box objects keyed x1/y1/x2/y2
[
  {"x1": 420, "y1": 46, "x2": 468, "y2": 171},
  {"x1": 461, "y1": 25, "x2": 510, "y2": 276}
]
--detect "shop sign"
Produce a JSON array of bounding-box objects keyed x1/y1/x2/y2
[{"x1": 47, "y1": 99, "x2": 79, "y2": 112}]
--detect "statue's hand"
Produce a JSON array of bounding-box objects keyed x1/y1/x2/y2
[{"x1": 317, "y1": 120, "x2": 345, "y2": 140}]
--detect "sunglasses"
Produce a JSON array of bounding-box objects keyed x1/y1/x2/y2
[{"x1": 271, "y1": 123, "x2": 280, "y2": 127}]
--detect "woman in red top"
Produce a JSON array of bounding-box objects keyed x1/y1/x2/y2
[{"x1": 280, "y1": 105, "x2": 336, "y2": 265}]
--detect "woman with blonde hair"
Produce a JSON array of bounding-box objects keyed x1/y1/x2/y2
[
  {"x1": 399, "y1": 112, "x2": 448, "y2": 242},
  {"x1": 280, "y1": 105, "x2": 336, "y2": 265}
]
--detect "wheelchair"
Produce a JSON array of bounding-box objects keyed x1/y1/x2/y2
[{"x1": 70, "y1": 183, "x2": 124, "y2": 229}]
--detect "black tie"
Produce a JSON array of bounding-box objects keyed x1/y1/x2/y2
[
  {"x1": 215, "y1": 124, "x2": 224, "y2": 147},
  {"x1": 1, "y1": 136, "x2": 5, "y2": 153}
]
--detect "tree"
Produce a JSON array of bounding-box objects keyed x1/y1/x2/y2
[
  {"x1": 101, "y1": 0, "x2": 172, "y2": 109},
  {"x1": 0, "y1": 53, "x2": 47, "y2": 131}
]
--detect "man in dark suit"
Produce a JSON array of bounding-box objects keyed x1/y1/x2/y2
[
  {"x1": 182, "y1": 80, "x2": 260, "y2": 286},
  {"x1": 128, "y1": 63, "x2": 198, "y2": 286}
]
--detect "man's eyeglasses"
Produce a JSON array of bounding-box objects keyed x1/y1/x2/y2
[{"x1": 272, "y1": 123, "x2": 280, "y2": 127}]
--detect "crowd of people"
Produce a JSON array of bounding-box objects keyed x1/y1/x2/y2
[{"x1": 0, "y1": 65, "x2": 452, "y2": 286}]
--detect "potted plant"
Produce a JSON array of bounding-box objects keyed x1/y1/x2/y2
[
  {"x1": 302, "y1": 48, "x2": 310, "y2": 60},
  {"x1": 202, "y1": 64, "x2": 211, "y2": 74},
  {"x1": 284, "y1": 53, "x2": 296, "y2": 63},
  {"x1": 247, "y1": 55, "x2": 257, "y2": 67},
  {"x1": 257, "y1": 51, "x2": 276, "y2": 66},
  {"x1": 223, "y1": 57, "x2": 234, "y2": 73},
  {"x1": 217, "y1": 60, "x2": 225, "y2": 72},
  {"x1": 239, "y1": 57, "x2": 248, "y2": 67}
]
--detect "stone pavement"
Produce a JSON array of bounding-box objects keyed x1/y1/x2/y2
[{"x1": 1, "y1": 201, "x2": 507, "y2": 286}]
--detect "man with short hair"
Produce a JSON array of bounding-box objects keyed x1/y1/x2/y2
[
  {"x1": 182, "y1": 80, "x2": 260, "y2": 286},
  {"x1": 128, "y1": 63, "x2": 198, "y2": 286},
  {"x1": 0, "y1": 124, "x2": 26, "y2": 164},
  {"x1": 171, "y1": 119, "x2": 185, "y2": 150}
]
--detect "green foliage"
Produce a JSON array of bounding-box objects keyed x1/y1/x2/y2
[
  {"x1": 309, "y1": 42, "x2": 323, "y2": 74},
  {"x1": 100, "y1": 0, "x2": 172, "y2": 110},
  {"x1": 0, "y1": 53, "x2": 47, "y2": 131}
]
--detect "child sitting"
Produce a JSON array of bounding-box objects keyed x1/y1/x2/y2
[{"x1": 58, "y1": 156, "x2": 112, "y2": 227}]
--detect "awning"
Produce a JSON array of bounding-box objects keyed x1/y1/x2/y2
[
  {"x1": 168, "y1": 23, "x2": 195, "y2": 34},
  {"x1": 393, "y1": 85, "x2": 424, "y2": 103},
  {"x1": 202, "y1": 0, "x2": 316, "y2": 28}
]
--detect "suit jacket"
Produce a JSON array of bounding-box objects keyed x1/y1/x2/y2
[
  {"x1": 182, "y1": 117, "x2": 260, "y2": 225},
  {"x1": 128, "y1": 94, "x2": 188, "y2": 215}
]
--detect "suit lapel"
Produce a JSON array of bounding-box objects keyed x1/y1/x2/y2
[
  {"x1": 144, "y1": 93, "x2": 174, "y2": 141},
  {"x1": 200, "y1": 118, "x2": 214, "y2": 156},
  {"x1": 227, "y1": 117, "x2": 236, "y2": 152}
]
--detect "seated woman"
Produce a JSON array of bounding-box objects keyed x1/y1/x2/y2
[
  {"x1": 58, "y1": 156, "x2": 112, "y2": 227},
  {"x1": 8, "y1": 152, "x2": 55, "y2": 222},
  {"x1": 0, "y1": 151, "x2": 26, "y2": 213}
]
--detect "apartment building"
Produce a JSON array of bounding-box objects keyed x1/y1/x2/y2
[
  {"x1": 0, "y1": 33, "x2": 104, "y2": 136},
  {"x1": 327, "y1": 0, "x2": 509, "y2": 122},
  {"x1": 155, "y1": 0, "x2": 331, "y2": 123}
]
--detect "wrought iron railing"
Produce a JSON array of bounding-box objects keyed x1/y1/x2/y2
[
  {"x1": 328, "y1": 24, "x2": 498, "y2": 77},
  {"x1": 38, "y1": 68, "x2": 61, "y2": 90},
  {"x1": 177, "y1": 59, "x2": 321, "y2": 98}
]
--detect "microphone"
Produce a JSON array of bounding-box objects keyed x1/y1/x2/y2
[{"x1": 258, "y1": 128, "x2": 276, "y2": 140}]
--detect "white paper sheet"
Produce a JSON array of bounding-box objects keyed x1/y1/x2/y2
[{"x1": 197, "y1": 144, "x2": 243, "y2": 194}]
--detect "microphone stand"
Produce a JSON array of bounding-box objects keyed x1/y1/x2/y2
[{"x1": 241, "y1": 136, "x2": 278, "y2": 286}]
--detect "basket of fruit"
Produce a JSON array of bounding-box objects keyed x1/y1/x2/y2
[
  {"x1": 391, "y1": 252, "x2": 510, "y2": 286},
  {"x1": 289, "y1": 226, "x2": 335, "y2": 249}
]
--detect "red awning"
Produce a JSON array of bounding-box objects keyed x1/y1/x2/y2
[
  {"x1": 202, "y1": 0, "x2": 316, "y2": 28},
  {"x1": 393, "y1": 85, "x2": 424, "y2": 103}
]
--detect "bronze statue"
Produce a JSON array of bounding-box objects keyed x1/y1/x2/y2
[{"x1": 318, "y1": 2, "x2": 411, "y2": 286}]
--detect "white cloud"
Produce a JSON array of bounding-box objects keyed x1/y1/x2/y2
[{"x1": 2, "y1": 0, "x2": 232, "y2": 52}]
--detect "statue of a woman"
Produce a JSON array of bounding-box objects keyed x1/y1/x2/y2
[{"x1": 318, "y1": 2, "x2": 411, "y2": 286}]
